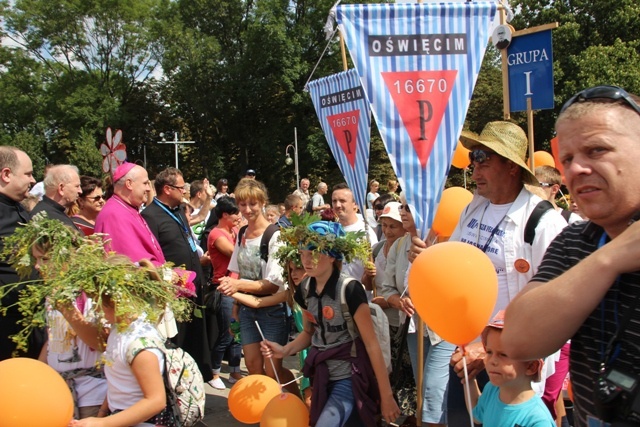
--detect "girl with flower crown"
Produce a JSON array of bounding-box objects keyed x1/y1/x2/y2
[{"x1": 260, "y1": 220, "x2": 401, "y2": 427}]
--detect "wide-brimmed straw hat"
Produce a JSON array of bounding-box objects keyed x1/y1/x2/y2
[{"x1": 460, "y1": 121, "x2": 538, "y2": 186}]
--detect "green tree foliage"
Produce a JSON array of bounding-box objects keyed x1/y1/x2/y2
[{"x1": 0, "y1": 0, "x2": 166, "y2": 173}]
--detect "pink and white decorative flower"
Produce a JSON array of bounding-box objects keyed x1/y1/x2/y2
[{"x1": 100, "y1": 128, "x2": 127, "y2": 175}]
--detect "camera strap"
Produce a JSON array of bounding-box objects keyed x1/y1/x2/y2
[{"x1": 598, "y1": 232, "x2": 640, "y2": 368}]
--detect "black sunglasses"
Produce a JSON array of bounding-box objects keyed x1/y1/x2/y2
[
  {"x1": 468, "y1": 149, "x2": 495, "y2": 164},
  {"x1": 399, "y1": 204, "x2": 411, "y2": 212},
  {"x1": 84, "y1": 195, "x2": 104, "y2": 201},
  {"x1": 560, "y1": 85, "x2": 640, "y2": 115},
  {"x1": 373, "y1": 204, "x2": 385, "y2": 210}
]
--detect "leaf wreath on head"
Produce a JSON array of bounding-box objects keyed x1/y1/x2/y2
[
  {"x1": 0, "y1": 213, "x2": 192, "y2": 354},
  {"x1": 277, "y1": 213, "x2": 371, "y2": 270}
]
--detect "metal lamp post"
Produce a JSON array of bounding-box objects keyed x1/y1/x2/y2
[
  {"x1": 285, "y1": 127, "x2": 300, "y2": 190},
  {"x1": 158, "y1": 132, "x2": 195, "y2": 169}
]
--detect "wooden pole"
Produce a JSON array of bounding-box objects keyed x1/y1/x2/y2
[
  {"x1": 499, "y1": 7, "x2": 510, "y2": 120},
  {"x1": 527, "y1": 97, "x2": 535, "y2": 171},
  {"x1": 339, "y1": 30, "x2": 348, "y2": 72},
  {"x1": 416, "y1": 319, "x2": 424, "y2": 426}
]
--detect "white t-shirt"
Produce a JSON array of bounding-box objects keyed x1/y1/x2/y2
[
  {"x1": 457, "y1": 202, "x2": 512, "y2": 318},
  {"x1": 104, "y1": 317, "x2": 164, "y2": 414},
  {"x1": 342, "y1": 219, "x2": 378, "y2": 299},
  {"x1": 228, "y1": 229, "x2": 285, "y2": 291},
  {"x1": 46, "y1": 295, "x2": 107, "y2": 407}
]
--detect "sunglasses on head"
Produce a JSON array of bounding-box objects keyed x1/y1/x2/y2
[
  {"x1": 560, "y1": 85, "x2": 640, "y2": 115},
  {"x1": 468, "y1": 149, "x2": 495, "y2": 164}
]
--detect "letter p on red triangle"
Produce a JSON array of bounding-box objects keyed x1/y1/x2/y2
[
  {"x1": 382, "y1": 70, "x2": 458, "y2": 168},
  {"x1": 326, "y1": 110, "x2": 360, "y2": 169}
]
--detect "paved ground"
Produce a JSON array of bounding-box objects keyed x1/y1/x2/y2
[{"x1": 197, "y1": 355, "x2": 301, "y2": 427}]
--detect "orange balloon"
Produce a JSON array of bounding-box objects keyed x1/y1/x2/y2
[
  {"x1": 533, "y1": 151, "x2": 555, "y2": 168},
  {"x1": 431, "y1": 187, "x2": 473, "y2": 237},
  {"x1": 228, "y1": 374, "x2": 282, "y2": 424},
  {"x1": 260, "y1": 392, "x2": 310, "y2": 427},
  {"x1": 451, "y1": 140, "x2": 470, "y2": 169},
  {"x1": 408, "y1": 242, "x2": 498, "y2": 346},
  {"x1": 0, "y1": 358, "x2": 73, "y2": 427}
]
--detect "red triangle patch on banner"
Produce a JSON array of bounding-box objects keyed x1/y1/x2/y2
[
  {"x1": 382, "y1": 70, "x2": 458, "y2": 168},
  {"x1": 327, "y1": 110, "x2": 360, "y2": 169}
]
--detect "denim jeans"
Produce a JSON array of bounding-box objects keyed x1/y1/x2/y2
[
  {"x1": 211, "y1": 293, "x2": 242, "y2": 372},
  {"x1": 407, "y1": 333, "x2": 456, "y2": 424},
  {"x1": 315, "y1": 378, "x2": 363, "y2": 427}
]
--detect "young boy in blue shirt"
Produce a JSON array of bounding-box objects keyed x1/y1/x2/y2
[{"x1": 464, "y1": 311, "x2": 556, "y2": 426}]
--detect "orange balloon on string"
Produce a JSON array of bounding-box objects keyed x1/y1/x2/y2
[
  {"x1": 0, "y1": 358, "x2": 73, "y2": 427},
  {"x1": 408, "y1": 242, "x2": 498, "y2": 346},
  {"x1": 228, "y1": 374, "x2": 282, "y2": 424},
  {"x1": 260, "y1": 392, "x2": 309, "y2": 427},
  {"x1": 451, "y1": 140, "x2": 471, "y2": 169},
  {"x1": 431, "y1": 187, "x2": 473, "y2": 237}
]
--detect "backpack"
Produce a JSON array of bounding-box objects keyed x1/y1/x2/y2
[
  {"x1": 237, "y1": 223, "x2": 279, "y2": 262},
  {"x1": 127, "y1": 336, "x2": 205, "y2": 427},
  {"x1": 305, "y1": 198, "x2": 315, "y2": 214},
  {"x1": 302, "y1": 274, "x2": 392, "y2": 373}
]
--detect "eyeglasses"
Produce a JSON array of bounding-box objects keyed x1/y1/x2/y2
[
  {"x1": 167, "y1": 184, "x2": 186, "y2": 191},
  {"x1": 85, "y1": 195, "x2": 104, "y2": 201},
  {"x1": 560, "y1": 85, "x2": 640, "y2": 115},
  {"x1": 468, "y1": 149, "x2": 496, "y2": 164},
  {"x1": 400, "y1": 204, "x2": 411, "y2": 212}
]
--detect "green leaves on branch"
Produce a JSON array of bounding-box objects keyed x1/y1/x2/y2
[{"x1": 0, "y1": 213, "x2": 193, "y2": 353}]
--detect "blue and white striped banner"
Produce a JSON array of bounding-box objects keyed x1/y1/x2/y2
[
  {"x1": 307, "y1": 69, "x2": 372, "y2": 212},
  {"x1": 337, "y1": 2, "x2": 496, "y2": 237}
]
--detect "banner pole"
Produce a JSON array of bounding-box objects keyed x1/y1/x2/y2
[
  {"x1": 339, "y1": 29, "x2": 348, "y2": 71},
  {"x1": 527, "y1": 97, "x2": 535, "y2": 171},
  {"x1": 416, "y1": 318, "x2": 424, "y2": 426},
  {"x1": 499, "y1": 6, "x2": 510, "y2": 120}
]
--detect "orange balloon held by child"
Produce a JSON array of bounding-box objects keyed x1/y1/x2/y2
[
  {"x1": 0, "y1": 358, "x2": 74, "y2": 427},
  {"x1": 228, "y1": 374, "x2": 282, "y2": 424},
  {"x1": 408, "y1": 241, "x2": 498, "y2": 346},
  {"x1": 260, "y1": 392, "x2": 309, "y2": 427}
]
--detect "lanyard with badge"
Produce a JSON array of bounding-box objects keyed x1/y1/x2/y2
[{"x1": 153, "y1": 199, "x2": 198, "y2": 252}]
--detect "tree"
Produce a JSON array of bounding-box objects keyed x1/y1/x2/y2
[{"x1": 1, "y1": 0, "x2": 167, "y2": 172}]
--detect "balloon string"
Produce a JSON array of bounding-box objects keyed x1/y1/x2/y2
[
  {"x1": 282, "y1": 374, "x2": 305, "y2": 387},
  {"x1": 462, "y1": 348, "x2": 475, "y2": 427},
  {"x1": 255, "y1": 320, "x2": 281, "y2": 386}
]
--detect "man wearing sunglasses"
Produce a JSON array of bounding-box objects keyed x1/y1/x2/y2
[
  {"x1": 411, "y1": 120, "x2": 567, "y2": 423},
  {"x1": 142, "y1": 167, "x2": 213, "y2": 385},
  {"x1": 30, "y1": 164, "x2": 82, "y2": 231},
  {"x1": 504, "y1": 86, "x2": 640, "y2": 427}
]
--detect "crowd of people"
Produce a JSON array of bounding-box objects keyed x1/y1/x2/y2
[{"x1": 0, "y1": 84, "x2": 637, "y2": 427}]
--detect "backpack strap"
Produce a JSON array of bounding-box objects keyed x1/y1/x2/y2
[
  {"x1": 524, "y1": 200, "x2": 554, "y2": 245},
  {"x1": 371, "y1": 241, "x2": 385, "y2": 260},
  {"x1": 260, "y1": 224, "x2": 280, "y2": 263},
  {"x1": 339, "y1": 275, "x2": 360, "y2": 359},
  {"x1": 237, "y1": 225, "x2": 248, "y2": 247},
  {"x1": 561, "y1": 209, "x2": 571, "y2": 222},
  {"x1": 125, "y1": 335, "x2": 166, "y2": 365}
]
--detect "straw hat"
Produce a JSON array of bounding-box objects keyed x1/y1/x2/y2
[{"x1": 459, "y1": 121, "x2": 538, "y2": 186}]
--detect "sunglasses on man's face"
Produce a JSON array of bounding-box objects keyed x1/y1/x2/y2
[
  {"x1": 468, "y1": 149, "x2": 496, "y2": 164},
  {"x1": 560, "y1": 85, "x2": 640, "y2": 115}
]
